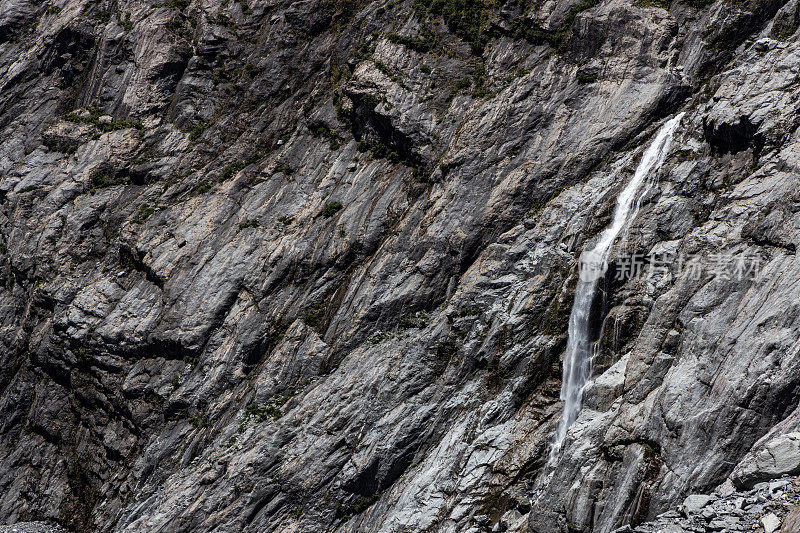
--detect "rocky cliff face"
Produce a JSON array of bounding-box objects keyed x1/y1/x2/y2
[{"x1": 1, "y1": 0, "x2": 800, "y2": 531}]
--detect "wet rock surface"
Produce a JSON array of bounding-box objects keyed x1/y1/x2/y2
[{"x1": 1, "y1": 0, "x2": 800, "y2": 532}]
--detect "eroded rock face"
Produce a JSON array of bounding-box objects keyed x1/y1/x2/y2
[{"x1": 1, "y1": 0, "x2": 799, "y2": 531}]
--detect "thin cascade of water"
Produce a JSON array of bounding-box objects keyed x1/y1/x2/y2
[{"x1": 549, "y1": 113, "x2": 684, "y2": 460}]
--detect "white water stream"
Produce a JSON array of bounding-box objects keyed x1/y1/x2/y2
[{"x1": 550, "y1": 113, "x2": 684, "y2": 459}]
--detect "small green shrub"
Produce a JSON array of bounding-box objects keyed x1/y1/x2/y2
[
  {"x1": 536, "y1": 0, "x2": 602, "y2": 51},
  {"x1": 43, "y1": 137, "x2": 79, "y2": 154},
  {"x1": 165, "y1": 18, "x2": 192, "y2": 40},
  {"x1": 471, "y1": 64, "x2": 489, "y2": 97},
  {"x1": 576, "y1": 70, "x2": 597, "y2": 84},
  {"x1": 412, "y1": 0, "x2": 490, "y2": 54},
  {"x1": 563, "y1": 0, "x2": 602, "y2": 29},
  {"x1": 303, "y1": 302, "x2": 326, "y2": 326},
  {"x1": 673, "y1": 149, "x2": 697, "y2": 162},
  {"x1": 188, "y1": 121, "x2": 209, "y2": 141},
  {"x1": 509, "y1": 19, "x2": 560, "y2": 47},
  {"x1": 244, "y1": 391, "x2": 295, "y2": 423},
  {"x1": 245, "y1": 402, "x2": 280, "y2": 421},
  {"x1": 635, "y1": 0, "x2": 671, "y2": 8},
  {"x1": 91, "y1": 10, "x2": 111, "y2": 22},
  {"x1": 18, "y1": 185, "x2": 42, "y2": 193},
  {"x1": 218, "y1": 153, "x2": 261, "y2": 182},
  {"x1": 351, "y1": 494, "x2": 380, "y2": 514},
  {"x1": 210, "y1": 12, "x2": 233, "y2": 27},
  {"x1": 321, "y1": 201, "x2": 343, "y2": 217},
  {"x1": 63, "y1": 107, "x2": 142, "y2": 132},
  {"x1": 89, "y1": 169, "x2": 125, "y2": 193},
  {"x1": 337, "y1": 493, "x2": 381, "y2": 521},
  {"x1": 436, "y1": 341, "x2": 457, "y2": 360},
  {"x1": 373, "y1": 60, "x2": 397, "y2": 81},
  {"x1": 235, "y1": 0, "x2": 250, "y2": 14},
  {"x1": 117, "y1": 11, "x2": 134, "y2": 32},
  {"x1": 309, "y1": 123, "x2": 341, "y2": 150},
  {"x1": 366, "y1": 330, "x2": 395, "y2": 344},
  {"x1": 642, "y1": 443, "x2": 660, "y2": 459},
  {"x1": 133, "y1": 202, "x2": 157, "y2": 223},
  {"x1": 211, "y1": 66, "x2": 231, "y2": 84},
  {"x1": 352, "y1": 41, "x2": 376, "y2": 61},
  {"x1": 196, "y1": 180, "x2": 212, "y2": 193},
  {"x1": 387, "y1": 28, "x2": 438, "y2": 53},
  {"x1": 219, "y1": 161, "x2": 245, "y2": 181},
  {"x1": 154, "y1": 0, "x2": 190, "y2": 9},
  {"x1": 454, "y1": 306, "x2": 480, "y2": 318},
  {"x1": 189, "y1": 414, "x2": 211, "y2": 428},
  {"x1": 487, "y1": 356, "x2": 512, "y2": 390},
  {"x1": 238, "y1": 219, "x2": 260, "y2": 231},
  {"x1": 447, "y1": 75, "x2": 472, "y2": 100},
  {"x1": 119, "y1": 248, "x2": 138, "y2": 270},
  {"x1": 275, "y1": 162, "x2": 295, "y2": 175},
  {"x1": 399, "y1": 311, "x2": 428, "y2": 330}
]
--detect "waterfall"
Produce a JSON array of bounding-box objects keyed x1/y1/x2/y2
[{"x1": 550, "y1": 113, "x2": 684, "y2": 459}]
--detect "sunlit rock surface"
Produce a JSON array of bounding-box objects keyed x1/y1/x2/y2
[{"x1": 1, "y1": 0, "x2": 800, "y2": 531}]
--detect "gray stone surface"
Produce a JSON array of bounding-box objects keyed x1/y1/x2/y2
[
  {"x1": 732, "y1": 432, "x2": 800, "y2": 489},
  {"x1": 0, "y1": 523, "x2": 65, "y2": 533},
  {"x1": 682, "y1": 494, "x2": 713, "y2": 515},
  {"x1": 618, "y1": 476, "x2": 800, "y2": 533},
  {"x1": 0, "y1": 0, "x2": 800, "y2": 532}
]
